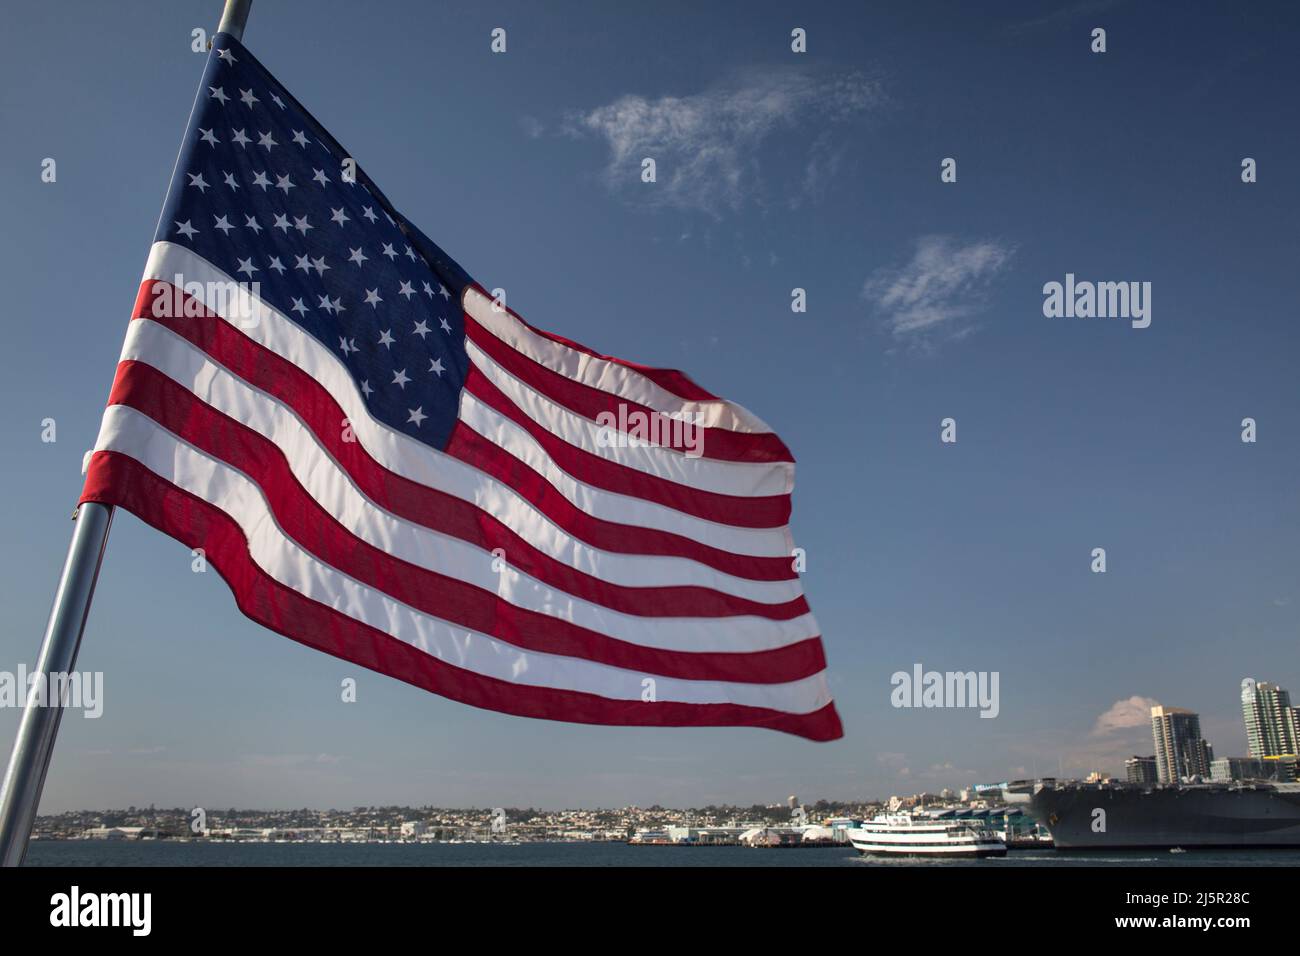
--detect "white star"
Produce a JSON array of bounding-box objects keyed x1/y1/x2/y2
[
  {"x1": 199, "y1": 127, "x2": 219, "y2": 146},
  {"x1": 381, "y1": 243, "x2": 397, "y2": 260},
  {"x1": 257, "y1": 130, "x2": 277, "y2": 150},
  {"x1": 362, "y1": 206, "x2": 379, "y2": 224},
  {"x1": 318, "y1": 295, "x2": 335, "y2": 314},
  {"x1": 404, "y1": 245, "x2": 418, "y2": 262},
  {"x1": 331, "y1": 207, "x2": 350, "y2": 227},
  {"x1": 422, "y1": 281, "x2": 435, "y2": 298},
  {"x1": 312, "y1": 256, "x2": 329, "y2": 276},
  {"x1": 268, "y1": 257, "x2": 286, "y2": 274},
  {"x1": 231, "y1": 128, "x2": 251, "y2": 148},
  {"x1": 209, "y1": 86, "x2": 229, "y2": 105},
  {"x1": 392, "y1": 368, "x2": 410, "y2": 388},
  {"x1": 384, "y1": 210, "x2": 396, "y2": 226},
  {"x1": 294, "y1": 254, "x2": 313, "y2": 273},
  {"x1": 271, "y1": 92, "x2": 286, "y2": 109},
  {"x1": 293, "y1": 215, "x2": 312, "y2": 235},
  {"x1": 429, "y1": 357, "x2": 445, "y2": 376},
  {"x1": 398, "y1": 280, "x2": 415, "y2": 300},
  {"x1": 438, "y1": 284, "x2": 451, "y2": 301},
  {"x1": 187, "y1": 172, "x2": 210, "y2": 193},
  {"x1": 407, "y1": 407, "x2": 427, "y2": 426},
  {"x1": 439, "y1": 317, "x2": 452, "y2": 334},
  {"x1": 332, "y1": 296, "x2": 345, "y2": 314},
  {"x1": 348, "y1": 247, "x2": 367, "y2": 267},
  {"x1": 216, "y1": 47, "x2": 237, "y2": 65},
  {"x1": 290, "y1": 298, "x2": 308, "y2": 316},
  {"x1": 240, "y1": 88, "x2": 260, "y2": 108},
  {"x1": 292, "y1": 130, "x2": 309, "y2": 148},
  {"x1": 174, "y1": 220, "x2": 199, "y2": 239},
  {"x1": 273, "y1": 213, "x2": 291, "y2": 233},
  {"x1": 275, "y1": 174, "x2": 295, "y2": 194},
  {"x1": 213, "y1": 214, "x2": 234, "y2": 235},
  {"x1": 378, "y1": 329, "x2": 395, "y2": 348},
  {"x1": 339, "y1": 336, "x2": 352, "y2": 353},
  {"x1": 250, "y1": 170, "x2": 271, "y2": 190},
  {"x1": 413, "y1": 319, "x2": 430, "y2": 338},
  {"x1": 222, "y1": 171, "x2": 240, "y2": 190},
  {"x1": 364, "y1": 288, "x2": 382, "y2": 308},
  {"x1": 236, "y1": 257, "x2": 259, "y2": 277},
  {"x1": 312, "y1": 168, "x2": 330, "y2": 187},
  {"x1": 360, "y1": 380, "x2": 373, "y2": 397},
  {"x1": 244, "y1": 215, "x2": 262, "y2": 234}
]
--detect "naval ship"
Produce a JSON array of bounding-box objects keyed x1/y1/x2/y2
[{"x1": 1002, "y1": 778, "x2": 1300, "y2": 849}]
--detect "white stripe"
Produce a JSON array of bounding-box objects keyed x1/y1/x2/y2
[
  {"x1": 464, "y1": 285, "x2": 774, "y2": 435},
  {"x1": 120, "y1": 318, "x2": 803, "y2": 606},
  {"x1": 92, "y1": 406, "x2": 832, "y2": 714},
  {"x1": 141, "y1": 242, "x2": 792, "y2": 558},
  {"x1": 457, "y1": 390, "x2": 793, "y2": 548},
  {"x1": 114, "y1": 322, "x2": 815, "y2": 652},
  {"x1": 465, "y1": 337, "x2": 793, "y2": 497}
]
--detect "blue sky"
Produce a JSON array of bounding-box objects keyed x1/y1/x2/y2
[{"x1": 2, "y1": 0, "x2": 1297, "y2": 811}]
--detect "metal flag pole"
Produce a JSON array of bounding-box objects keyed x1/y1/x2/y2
[
  {"x1": 216, "y1": 0, "x2": 252, "y2": 41},
  {"x1": 0, "y1": 0, "x2": 253, "y2": 869}
]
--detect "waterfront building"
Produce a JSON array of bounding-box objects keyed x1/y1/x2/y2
[
  {"x1": 1261, "y1": 755, "x2": 1298, "y2": 783},
  {"x1": 1209, "y1": 757, "x2": 1264, "y2": 782},
  {"x1": 1125, "y1": 755, "x2": 1158, "y2": 786},
  {"x1": 1242, "y1": 679, "x2": 1299, "y2": 760},
  {"x1": 1150, "y1": 706, "x2": 1212, "y2": 782}
]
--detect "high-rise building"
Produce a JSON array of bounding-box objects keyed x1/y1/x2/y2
[
  {"x1": 1241, "y1": 679, "x2": 1298, "y2": 759},
  {"x1": 1151, "y1": 705, "x2": 1212, "y2": 783},
  {"x1": 1125, "y1": 755, "x2": 1158, "y2": 786}
]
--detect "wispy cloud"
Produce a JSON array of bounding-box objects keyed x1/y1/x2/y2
[
  {"x1": 1091, "y1": 695, "x2": 1159, "y2": 736},
  {"x1": 864, "y1": 235, "x2": 1015, "y2": 341},
  {"x1": 567, "y1": 66, "x2": 884, "y2": 215}
]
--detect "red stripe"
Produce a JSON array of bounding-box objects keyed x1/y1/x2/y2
[
  {"x1": 105, "y1": 361, "x2": 824, "y2": 682},
  {"x1": 133, "y1": 279, "x2": 798, "y2": 582},
  {"x1": 114, "y1": 355, "x2": 806, "y2": 622},
  {"x1": 463, "y1": 366, "x2": 792, "y2": 529},
  {"x1": 473, "y1": 284, "x2": 720, "y2": 402},
  {"x1": 465, "y1": 314, "x2": 794, "y2": 464},
  {"x1": 443, "y1": 423, "x2": 791, "y2": 577},
  {"x1": 78, "y1": 451, "x2": 843, "y2": 741}
]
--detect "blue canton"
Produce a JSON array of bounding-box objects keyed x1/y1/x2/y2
[{"x1": 154, "y1": 33, "x2": 472, "y2": 449}]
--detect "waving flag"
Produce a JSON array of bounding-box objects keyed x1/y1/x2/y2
[{"x1": 80, "y1": 35, "x2": 841, "y2": 741}]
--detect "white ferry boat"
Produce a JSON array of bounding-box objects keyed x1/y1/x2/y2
[{"x1": 846, "y1": 814, "x2": 1006, "y2": 858}]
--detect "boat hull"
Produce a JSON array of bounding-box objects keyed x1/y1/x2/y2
[
  {"x1": 846, "y1": 823, "x2": 1007, "y2": 859},
  {"x1": 1026, "y1": 784, "x2": 1300, "y2": 850},
  {"x1": 849, "y1": 841, "x2": 1006, "y2": 858}
]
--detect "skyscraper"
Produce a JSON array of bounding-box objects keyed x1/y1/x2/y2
[
  {"x1": 1241, "y1": 679, "x2": 1298, "y2": 759},
  {"x1": 1151, "y1": 706, "x2": 1212, "y2": 783}
]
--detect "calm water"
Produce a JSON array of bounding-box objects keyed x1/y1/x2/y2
[{"x1": 24, "y1": 840, "x2": 1300, "y2": 867}]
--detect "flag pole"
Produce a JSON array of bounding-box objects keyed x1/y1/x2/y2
[
  {"x1": 216, "y1": 0, "x2": 252, "y2": 41},
  {"x1": 0, "y1": 0, "x2": 254, "y2": 868},
  {"x1": 0, "y1": 503, "x2": 113, "y2": 866}
]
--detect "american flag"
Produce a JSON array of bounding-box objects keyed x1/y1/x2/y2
[{"x1": 80, "y1": 35, "x2": 842, "y2": 741}]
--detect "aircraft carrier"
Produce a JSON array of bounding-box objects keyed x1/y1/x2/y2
[{"x1": 1003, "y1": 779, "x2": 1300, "y2": 849}]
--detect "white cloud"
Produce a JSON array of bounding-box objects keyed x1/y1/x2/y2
[
  {"x1": 864, "y1": 235, "x2": 1015, "y2": 340},
  {"x1": 569, "y1": 67, "x2": 883, "y2": 215},
  {"x1": 1091, "y1": 695, "x2": 1159, "y2": 736}
]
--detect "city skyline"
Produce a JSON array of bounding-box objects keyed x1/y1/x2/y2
[{"x1": 3, "y1": 1, "x2": 1299, "y2": 812}]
